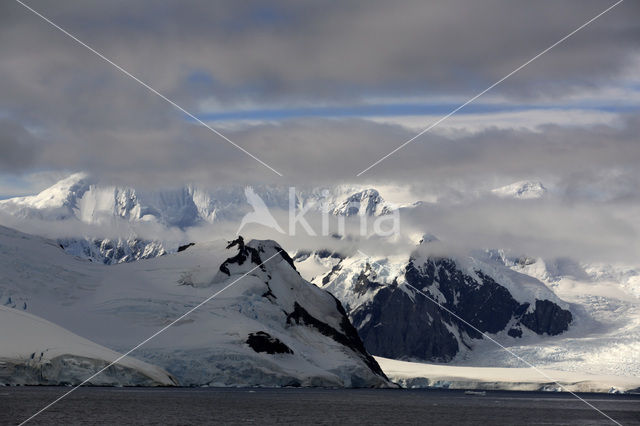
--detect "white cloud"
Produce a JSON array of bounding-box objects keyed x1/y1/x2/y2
[{"x1": 364, "y1": 108, "x2": 622, "y2": 136}]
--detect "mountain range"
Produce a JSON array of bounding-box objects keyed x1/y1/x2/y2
[{"x1": 0, "y1": 174, "x2": 638, "y2": 389}]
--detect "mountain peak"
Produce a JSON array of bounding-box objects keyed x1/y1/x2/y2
[
  {"x1": 333, "y1": 188, "x2": 387, "y2": 216},
  {"x1": 0, "y1": 172, "x2": 93, "y2": 219},
  {"x1": 29, "y1": 172, "x2": 92, "y2": 206},
  {"x1": 491, "y1": 180, "x2": 547, "y2": 200}
]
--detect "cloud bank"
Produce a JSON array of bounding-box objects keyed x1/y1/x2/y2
[
  {"x1": 1, "y1": 0, "x2": 639, "y2": 264},
  {"x1": 0, "y1": 0, "x2": 638, "y2": 188}
]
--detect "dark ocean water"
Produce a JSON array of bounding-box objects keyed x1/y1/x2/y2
[{"x1": 2, "y1": 387, "x2": 638, "y2": 425}]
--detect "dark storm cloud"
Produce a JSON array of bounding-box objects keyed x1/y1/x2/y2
[
  {"x1": 3, "y1": 0, "x2": 638, "y2": 101},
  {"x1": 0, "y1": 0, "x2": 638, "y2": 187}
]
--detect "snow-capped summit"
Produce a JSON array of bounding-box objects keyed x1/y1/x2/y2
[
  {"x1": 332, "y1": 188, "x2": 389, "y2": 216},
  {"x1": 0, "y1": 172, "x2": 93, "y2": 220},
  {"x1": 491, "y1": 180, "x2": 547, "y2": 200},
  {"x1": 0, "y1": 174, "x2": 210, "y2": 228}
]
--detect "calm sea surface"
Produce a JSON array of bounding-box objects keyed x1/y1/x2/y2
[{"x1": 1, "y1": 387, "x2": 638, "y2": 425}]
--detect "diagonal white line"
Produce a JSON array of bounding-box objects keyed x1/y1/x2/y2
[
  {"x1": 356, "y1": 249, "x2": 622, "y2": 426},
  {"x1": 14, "y1": 0, "x2": 283, "y2": 177},
  {"x1": 18, "y1": 249, "x2": 283, "y2": 426},
  {"x1": 356, "y1": 0, "x2": 624, "y2": 177}
]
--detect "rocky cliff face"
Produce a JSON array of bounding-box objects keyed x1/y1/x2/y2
[
  {"x1": 351, "y1": 281, "x2": 461, "y2": 361},
  {"x1": 350, "y1": 256, "x2": 572, "y2": 361}
]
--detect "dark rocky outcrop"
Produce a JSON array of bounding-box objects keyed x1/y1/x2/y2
[
  {"x1": 292, "y1": 250, "x2": 311, "y2": 262},
  {"x1": 177, "y1": 242, "x2": 195, "y2": 252},
  {"x1": 404, "y1": 260, "x2": 521, "y2": 338},
  {"x1": 261, "y1": 281, "x2": 277, "y2": 301},
  {"x1": 508, "y1": 327, "x2": 523, "y2": 338},
  {"x1": 246, "y1": 331, "x2": 293, "y2": 355},
  {"x1": 520, "y1": 300, "x2": 572, "y2": 335},
  {"x1": 219, "y1": 236, "x2": 265, "y2": 276},
  {"x1": 58, "y1": 237, "x2": 166, "y2": 265},
  {"x1": 353, "y1": 264, "x2": 384, "y2": 296},
  {"x1": 322, "y1": 264, "x2": 343, "y2": 285}
]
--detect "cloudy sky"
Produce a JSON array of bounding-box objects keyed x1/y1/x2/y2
[{"x1": 1, "y1": 0, "x2": 639, "y2": 196}]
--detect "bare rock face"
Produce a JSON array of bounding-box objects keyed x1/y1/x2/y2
[
  {"x1": 352, "y1": 281, "x2": 461, "y2": 361},
  {"x1": 520, "y1": 299, "x2": 573, "y2": 336}
]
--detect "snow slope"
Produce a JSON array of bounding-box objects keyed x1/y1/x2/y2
[
  {"x1": 0, "y1": 225, "x2": 389, "y2": 387},
  {"x1": 462, "y1": 252, "x2": 640, "y2": 378},
  {"x1": 375, "y1": 357, "x2": 640, "y2": 393},
  {"x1": 0, "y1": 306, "x2": 176, "y2": 386}
]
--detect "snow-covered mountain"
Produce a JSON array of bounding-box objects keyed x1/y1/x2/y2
[
  {"x1": 0, "y1": 305, "x2": 177, "y2": 386},
  {"x1": 0, "y1": 225, "x2": 389, "y2": 387},
  {"x1": 0, "y1": 173, "x2": 394, "y2": 228},
  {"x1": 2, "y1": 174, "x2": 638, "y2": 386},
  {"x1": 0, "y1": 173, "x2": 233, "y2": 227},
  {"x1": 0, "y1": 174, "x2": 398, "y2": 264},
  {"x1": 0, "y1": 175, "x2": 554, "y2": 230},
  {"x1": 296, "y1": 238, "x2": 573, "y2": 363},
  {"x1": 491, "y1": 180, "x2": 547, "y2": 199},
  {"x1": 332, "y1": 188, "x2": 389, "y2": 216},
  {"x1": 294, "y1": 241, "x2": 640, "y2": 379}
]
